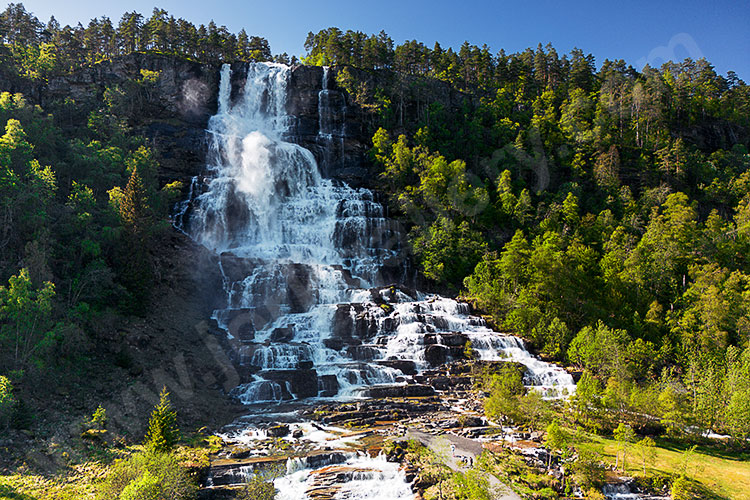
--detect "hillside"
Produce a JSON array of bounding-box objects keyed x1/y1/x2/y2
[{"x1": 0, "y1": 4, "x2": 748, "y2": 500}]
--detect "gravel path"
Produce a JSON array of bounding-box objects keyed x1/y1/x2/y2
[{"x1": 406, "y1": 430, "x2": 522, "y2": 500}]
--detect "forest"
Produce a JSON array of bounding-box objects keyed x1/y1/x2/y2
[
  {"x1": 0, "y1": 3, "x2": 748, "y2": 500},
  {"x1": 309, "y1": 28, "x2": 750, "y2": 443}
]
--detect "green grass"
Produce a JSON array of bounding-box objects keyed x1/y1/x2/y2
[
  {"x1": 0, "y1": 443, "x2": 211, "y2": 500},
  {"x1": 580, "y1": 433, "x2": 750, "y2": 500}
]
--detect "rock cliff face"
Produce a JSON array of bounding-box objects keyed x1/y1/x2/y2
[
  {"x1": 44, "y1": 54, "x2": 219, "y2": 124},
  {"x1": 43, "y1": 54, "x2": 220, "y2": 187},
  {"x1": 225, "y1": 62, "x2": 474, "y2": 188},
  {"x1": 4, "y1": 54, "x2": 474, "y2": 191}
]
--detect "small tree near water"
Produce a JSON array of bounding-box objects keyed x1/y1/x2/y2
[
  {"x1": 144, "y1": 388, "x2": 179, "y2": 452},
  {"x1": 0, "y1": 375, "x2": 15, "y2": 430}
]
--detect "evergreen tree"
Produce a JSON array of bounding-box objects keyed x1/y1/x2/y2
[{"x1": 144, "y1": 388, "x2": 179, "y2": 453}]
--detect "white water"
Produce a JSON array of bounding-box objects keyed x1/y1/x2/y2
[
  {"x1": 601, "y1": 482, "x2": 670, "y2": 500},
  {"x1": 275, "y1": 453, "x2": 413, "y2": 500},
  {"x1": 176, "y1": 61, "x2": 580, "y2": 499},
  {"x1": 178, "y1": 62, "x2": 575, "y2": 403}
]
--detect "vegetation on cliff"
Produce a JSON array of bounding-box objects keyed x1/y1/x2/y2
[{"x1": 303, "y1": 27, "x2": 750, "y2": 445}]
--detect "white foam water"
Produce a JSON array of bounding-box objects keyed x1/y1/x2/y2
[
  {"x1": 177, "y1": 60, "x2": 579, "y2": 499},
  {"x1": 177, "y1": 62, "x2": 575, "y2": 402},
  {"x1": 275, "y1": 453, "x2": 413, "y2": 500}
]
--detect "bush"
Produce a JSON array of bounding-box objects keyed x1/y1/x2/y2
[
  {"x1": 0, "y1": 375, "x2": 15, "y2": 430},
  {"x1": 91, "y1": 404, "x2": 107, "y2": 429},
  {"x1": 237, "y1": 473, "x2": 277, "y2": 500},
  {"x1": 98, "y1": 450, "x2": 197, "y2": 500}
]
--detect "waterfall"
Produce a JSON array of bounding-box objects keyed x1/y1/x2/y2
[
  {"x1": 177, "y1": 62, "x2": 575, "y2": 405},
  {"x1": 317, "y1": 66, "x2": 347, "y2": 173},
  {"x1": 275, "y1": 453, "x2": 413, "y2": 500}
]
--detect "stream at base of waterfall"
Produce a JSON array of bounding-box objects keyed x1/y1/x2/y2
[{"x1": 176, "y1": 62, "x2": 577, "y2": 499}]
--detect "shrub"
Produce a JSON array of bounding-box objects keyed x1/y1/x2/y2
[
  {"x1": 237, "y1": 473, "x2": 277, "y2": 500},
  {"x1": 0, "y1": 375, "x2": 15, "y2": 430},
  {"x1": 91, "y1": 405, "x2": 107, "y2": 429},
  {"x1": 98, "y1": 450, "x2": 196, "y2": 500}
]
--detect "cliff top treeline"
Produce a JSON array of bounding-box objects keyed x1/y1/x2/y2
[{"x1": 0, "y1": 2, "x2": 277, "y2": 79}]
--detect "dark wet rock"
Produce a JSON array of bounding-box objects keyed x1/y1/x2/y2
[
  {"x1": 267, "y1": 424, "x2": 290, "y2": 438},
  {"x1": 345, "y1": 345, "x2": 380, "y2": 361},
  {"x1": 236, "y1": 364, "x2": 261, "y2": 383},
  {"x1": 424, "y1": 345, "x2": 448, "y2": 366},
  {"x1": 270, "y1": 326, "x2": 295, "y2": 342},
  {"x1": 215, "y1": 308, "x2": 256, "y2": 341},
  {"x1": 286, "y1": 65, "x2": 477, "y2": 190},
  {"x1": 227, "y1": 447, "x2": 253, "y2": 459},
  {"x1": 318, "y1": 375, "x2": 340, "y2": 397},
  {"x1": 376, "y1": 360, "x2": 417, "y2": 375},
  {"x1": 429, "y1": 376, "x2": 472, "y2": 391},
  {"x1": 458, "y1": 415, "x2": 485, "y2": 427},
  {"x1": 323, "y1": 338, "x2": 345, "y2": 351},
  {"x1": 361, "y1": 384, "x2": 435, "y2": 398},
  {"x1": 205, "y1": 455, "x2": 288, "y2": 488},
  {"x1": 262, "y1": 369, "x2": 319, "y2": 399},
  {"x1": 332, "y1": 304, "x2": 355, "y2": 340},
  {"x1": 438, "y1": 332, "x2": 469, "y2": 347}
]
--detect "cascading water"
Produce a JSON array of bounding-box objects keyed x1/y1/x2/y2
[
  {"x1": 179, "y1": 62, "x2": 574, "y2": 403},
  {"x1": 317, "y1": 66, "x2": 347, "y2": 173},
  {"x1": 275, "y1": 453, "x2": 414, "y2": 500},
  {"x1": 178, "y1": 62, "x2": 575, "y2": 498}
]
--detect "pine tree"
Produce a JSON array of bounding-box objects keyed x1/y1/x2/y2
[
  {"x1": 144, "y1": 388, "x2": 179, "y2": 453},
  {"x1": 120, "y1": 166, "x2": 150, "y2": 237},
  {"x1": 118, "y1": 166, "x2": 153, "y2": 313}
]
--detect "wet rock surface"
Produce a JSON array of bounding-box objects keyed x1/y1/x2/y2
[{"x1": 200, "y1": 359, "x2": 535, "y2": 499}]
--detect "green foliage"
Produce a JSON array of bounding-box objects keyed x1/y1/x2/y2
[
  {"x1": 545, "y1": 421, "x2": 570, "y2": 456},
  {"x1": 0, "y1": 268, "x2": 58, "y2": 371},
  {"x1": 613, "y1": 423, "x2": 636, "y2": 471},
  {"x1": 356, "y1": 31, "x2": 750, "y2": 445},
  {"x1": 97, "y1": 450, "x2": 197, "y2": 500},
  {"x1": 570, "y1": 371, "x2": 603, "y2": 429},
  {"x1": 482, "y1": 364, "x2": 550, "y2": 428},
  {"x1": 449, "y1": 470, "x2": 491, "y2": 500},
  {"x1": 91, "y1": 405, "x2": 107, "y2": 429},
  {"x1": 0, "y1": 375, "x2": 16, "y2": 430},
  {"x1": 635, "y1": 436, "x2": 657, "y2": 476},
  {"x1": 568, "y1": 446, "x2": 606, "y2": 492},
  {"x1": 0, "y1": 81, "x2": 178, "y2": 381},
  {"x1": 0, "y1": 4, "x2": 272, "y2": 75},
  {"x1": 463, "y1": 340, "x2": 477, "y2": 360},
  {"x1": 144, "y1": 388, "x2": 179, "y2": 453},
  {"x1": 236, "y1": 472, "x2": 278, "y2": 500},
  {"x1": 670, "y1": 476, "x2": 696, "y2": 500},
  {"x1": 412, "y1": 217, "x2": 487, "y2": 287},
  {"x1": 568, "y1": 321, "x2": 630, "y2": 378}
]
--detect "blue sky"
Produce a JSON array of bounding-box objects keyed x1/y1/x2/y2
[{"x1": 16, "y1": 0, "x2": 750, "y2": 80}]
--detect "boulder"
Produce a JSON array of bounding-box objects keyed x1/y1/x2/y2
[
  {"x1": 318, "y1": 375, "x2": 339, "y2": 397},
  {"x1": 262, "y1": 369, "x2": 319, "y2": 399},
  {"x1": 437, "y1": 332, "x2": 469, "y2": 347},
  {"x1": 376, "y1": 360, "x2": 417, "y2": 375},
  {"x1": 269, "y1": 326, "x2": 295, "y2": 342},
  {"x1": 266, "y1": 424, "x2": 290, "y2": 438},
  {"x1": 424, "y1": 345, "x2": 448, "y2": 366}
]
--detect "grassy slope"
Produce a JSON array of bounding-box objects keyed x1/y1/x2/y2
[
  {"x1": 0, "y1": 442, "x2": 213, "y2": 500},
  {"x1": 582, "y1": 433, "x2": 750, "y2": 500}
]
